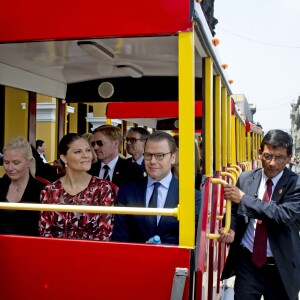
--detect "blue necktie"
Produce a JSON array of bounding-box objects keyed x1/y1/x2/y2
[
  {"x1": 148, "y1": 182, "x2": 160, "y2": 232},
  {"x1": 103, "y1": 165, "x2": 110, "y2": 181}
]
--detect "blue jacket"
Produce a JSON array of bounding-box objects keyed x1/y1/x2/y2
[{"x1": 112, "y1": 176, "x2": 201, "y2": 245}]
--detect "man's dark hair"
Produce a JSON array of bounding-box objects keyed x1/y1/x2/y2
[
  {"x1": 127, "y1": 127, "x2": 150, "y2": 141},
  {"x1": 36, "y1": 139, "x2": 44, "y2": 149},
  {"x1": 260, "y1": 129, "x2": 293, "y2": 156}
]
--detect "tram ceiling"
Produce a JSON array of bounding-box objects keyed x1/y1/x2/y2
[
  {"x1": 0, "y1": 36, "x2": 205, "y2": 99},
  {"x1": 66, "y1": 77, "x2": 203, "y2": 103}
]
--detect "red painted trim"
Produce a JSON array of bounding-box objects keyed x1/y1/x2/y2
[
  {"x1": 217, "y1": 171, "x2": 226, "y2": 293},
  {"x1": 195, "y1": 177, "x2": 211, "y2": 299},
  {"x1": 0, "y1": 0, "x2": 192, "y2": 42},
  {"x1": 106, "y1": 101, "x2": 203, "y2": 119},
  {"x1": 0, "y1": 235, "x2": 192, "y2": 299},
  {"x1": 28, "y1": 92, "x2": 37, "y2": 146},
  {"x1": 173, "y1": 130, "x2": 202, "y2": 134},
  {"x1": 208, "y1": 172, "x2": 221, "y2": 299},
  {"x1": 57, "y1": 100, "x2": 66, "y2": 143},
  {"x1": 231, "y1": 98, "x2": 235, "y2": 116},
  {"x1": 245, "y1": 120, "x2": 250, "y2": 132}
]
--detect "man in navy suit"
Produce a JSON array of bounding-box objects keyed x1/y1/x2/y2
[
  {"x1": 112, "y1": 131, "x2": 201, "y2": 245},
  {"x1": 220, "y1": 129, "x2": 300, "y2": 300},
  {"x1": 89, "y1": 125, "x2": 143, "y2": 187}
]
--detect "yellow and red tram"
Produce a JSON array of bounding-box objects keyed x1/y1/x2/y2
[{"x1": 0, "y1": 0, "x2": 263, "y2": 299}]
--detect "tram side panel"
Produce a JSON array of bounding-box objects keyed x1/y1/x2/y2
[{"x1": 0, "y1": 235, "x2": 192, "y2": 300}]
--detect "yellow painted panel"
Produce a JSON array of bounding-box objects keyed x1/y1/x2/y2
[
  {"x1": 68, "y1": 103, "x2": 78, "y2": 133},
  {"x1": 178, "y1": 30, "x2": 195, "y2": 248},
  {"x1": 36, "y1": 122, "x2": 57, "y2": 162},
  {"x1": 93, "y1": 103, "x2": 108, "y2": 117},
  {"x1": 5, "y1": 87, "x2": 28, "y2": 142}
]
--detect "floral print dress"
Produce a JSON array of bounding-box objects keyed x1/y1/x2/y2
[{"x1": 39, "y1": 176, "x2": 117, "y2": 241}]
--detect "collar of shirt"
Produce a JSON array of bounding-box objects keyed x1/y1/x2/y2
[
  {"x1": 100, "y1": 155, "x2": 119, "y2": 178},
  {"x1": 146, "y1": 171, "x2": 173, "y2": 211},
  {"x1": 147, "y1": 170, "x2": 172, "y2": 189},
  {"x1": 260, "y1": 169, "x2": 283, "y2": 197},
  {"x1": 134, "y1": 155, "x2": 144, "y2": 165},
  {"x1": 39, "y1": 153, "x2": 47, "y2": 163}
]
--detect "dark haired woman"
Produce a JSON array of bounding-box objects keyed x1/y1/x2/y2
[{"x1": 39, "y1": 133, "x2": 117, "y2": 241}]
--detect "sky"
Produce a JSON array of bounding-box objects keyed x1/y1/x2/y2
[{"x1": 214, "y1": 0, "x2": 300, "y2": 133}]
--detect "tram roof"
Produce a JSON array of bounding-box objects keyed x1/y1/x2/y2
[{"x1": 0, "y1": 0, "x2": 233, "y2": 100}]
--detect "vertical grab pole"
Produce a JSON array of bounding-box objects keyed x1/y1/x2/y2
[
  {"x1": 221, "y1": 87, "x2": 228, "y2": 169},
  {"x1": 231, "y1": 100, "x2": 236, "y2": 166},
  {"x1": 214, "y1": 76, "x2": 222, "y2": 172},
  {"x1": 212, "y1": 76, "x2": 221, "y2": 298},
  {"x1": 203, "y1": 57, "x2": 214, "y2": 178},
  {"x1": 178, "y1": 29, "x2": 195, "y2": 248},
  {"x1": 227, "y1": 95, "x2": 232, "y2": 166}
]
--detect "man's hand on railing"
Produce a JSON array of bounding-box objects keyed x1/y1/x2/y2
[
  {"x1": 223, "y1": 184, "x2": 245, "y2": 204},
  {"x1": 217, "y1": 228, "x2": 235, "y2": 244}
]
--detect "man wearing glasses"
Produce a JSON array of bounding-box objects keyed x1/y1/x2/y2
[
  {"x1": 219, "y1": 129, "x2": 300, "y2": 300},
  {"x1": 125, "y1": 127, "x2": 150, "y2": 174},
  {"x1": 112, "y1": 131, "x2": 201, "y2": 245},
  {"x1": 89, "y1": 125, "x2": 143, "y2": 187}
]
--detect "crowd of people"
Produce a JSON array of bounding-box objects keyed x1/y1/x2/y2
[{"x1": 0, "y1": 125, "x2": 201, "y2": 245}]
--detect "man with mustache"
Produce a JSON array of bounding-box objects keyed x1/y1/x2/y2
[{"x1": 220, "y1": 129, "x2": 300, "y2": 300}]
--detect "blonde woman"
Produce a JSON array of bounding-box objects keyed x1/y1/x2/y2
[{"x1": 0, "y1": 136, "x2": 45, "y2": 236}]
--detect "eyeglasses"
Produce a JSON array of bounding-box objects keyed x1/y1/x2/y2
[
  {"x1": 91, "y1": 140, "x2": 104, "y2": 147},
  {"x1": 144, "y1": 152, "x2": 172, "y2": 161},
  {"x1": 262, "y1": 153, "x2": 288, "y2": 163},
  {"x1": 125, "y1": 137, "x2": 142, "y2": 143}
]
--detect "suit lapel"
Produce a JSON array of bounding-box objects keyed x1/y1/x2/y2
[
  {"x1": 244, "y1": 168, "x2": 290, "y2": 203},
  {"x1": 272, "y1": 168, "x2": 290, "y2": 203},
  {"x1": 142, "y1": 178, "x2": 157, "y2": 234},
  {"x1": 112, "y1": 157, "x2": 123, "y2": 183},
  {"x1": 244, "y1": 169, "x2": 262, "y2": 197},
  {"x1": 157, "y1": 177, "x2": 179, "y2": 229}
]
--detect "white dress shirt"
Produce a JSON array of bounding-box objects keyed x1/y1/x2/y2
[
  {"x1": 241, "y1": 170, "x2": 283, "y2": 256},
  {"x1": 146, "y1": 171, "x2": 173, "y2": 224},
  {"x1": 99, "y1": 155, "x2": 119, "y2": 180}
]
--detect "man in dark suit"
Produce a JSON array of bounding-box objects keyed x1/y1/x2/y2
[
  {"x1": 112, "y1": 131, "x2": 201, "y2": 245},
  {"x1": 36, "y1": 139, "x2": 47, "y2": 163},
  {"x1": 89, "y1": 125, "x2": 143, "y2": 187},
  {"x1": 220, "y1": 129, "x2": 300, "y2": 300},
  {"x1": 125, "y1": 127, "x2": 150, "y2": 174}
]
